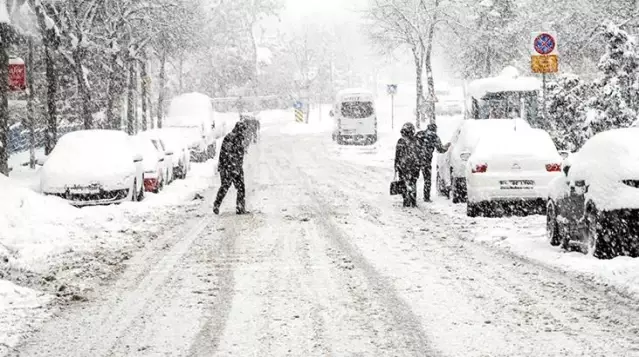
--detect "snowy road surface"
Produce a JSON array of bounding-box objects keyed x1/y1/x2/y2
[{"x1": 13, "y1": 115, "x2": 639, "y2": 356}]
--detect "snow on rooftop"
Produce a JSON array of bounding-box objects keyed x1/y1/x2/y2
[{"x1": 467, "y1": 67, "x2": 542, "y2": 99}]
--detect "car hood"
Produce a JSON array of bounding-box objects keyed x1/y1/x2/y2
[{"x1": 41, "y1": 161, "x2": 135, "y2": 189}]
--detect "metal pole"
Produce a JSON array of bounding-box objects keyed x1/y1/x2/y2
[
  {"x1": 542, "y1": 73, "x2": 547, "y2": 122},
  {"x1": 391, "y1": 94, "x2": 395, "y2": 129}
]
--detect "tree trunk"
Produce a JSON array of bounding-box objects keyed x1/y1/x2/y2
[
  {"x1": 178, "y1": 55, "x2": 184, "y2": 94},
  {"x1": 73, "y1": 52, "x2": 93, "y2": 129},
  {"x1": 157, "y1": 49, "x2": 167, "y2": 128},
  {"x1": 140, "y1": 55, "x2": 148, "y2": 132},
  {"x1": 105, "y1": 53, "x2": 121, "y2": 130},
  {"x1": 412, "y1": 48, "x2": 424, "y2": 129},
  {"x1": 0, "y1": 24, "x2": 10, "y2": 176},
  {"x1": 424, "y1": 0, "x2": 440, "y2": 125},
  {"x1": 27, "y1": 37, "x2": 36, "y2": 169},
  {"x1": 44, "y1": 45, "x2": 57, "y2": 156},
  {"x1": 126, "y1": 59, "x2": 136, "y2": 135}
]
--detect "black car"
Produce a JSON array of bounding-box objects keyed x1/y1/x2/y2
[{"x1": 546, "y1": 128, "x2": 639, "y2": 259}]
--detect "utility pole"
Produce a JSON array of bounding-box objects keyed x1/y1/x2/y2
[{"x1": 0, "y1": 22, "x2": 11, "y2": 175}]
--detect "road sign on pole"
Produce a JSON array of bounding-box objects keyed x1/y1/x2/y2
[
  {"x1": 294, "y1": 100, "x2": 304, "y2": 123},
  {"x1": 530, "y1": 31, "x2": 559, "y2": 122},
  {"x1": 530, "y1": 32, "x2": 559, "y2": 74}
]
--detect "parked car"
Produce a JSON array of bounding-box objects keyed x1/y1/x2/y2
[
  {"x1": 546, "y1": 127, "x2": 639, "y2": 259},
  {"x1": 134, "y1": 136, "x2": 166, "y2": 193},
  {"x1": 465, "y1": 128, "x2": 563, "y2": 217},
  {"x1": 165, "y1": 92, "x2": 224, "y2": 162},
  {"x1": 40, "y1": 130, "x2": 144, "y2": 206},
  {"x1": 436, "y1": 118, "x2": 531, "y2": 203},
  {"x1": 138, "y1": 131, "x2": 174, "y2": 184},
  {"x1": 152, "y1": 129, "x2": 191, "y2": 180}
]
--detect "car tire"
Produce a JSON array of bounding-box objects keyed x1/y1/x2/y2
[
  {"x1": 436, "y1": 171, "x2": 449, "y2": 197},
  {"x1": 131, "y1": 179, "x2": 137, "y2": 202},
  {"x1": 450, "y1": 177, "x2": 466, "y2": 204},
  {"x1": 137, "y1": 175, "x2": 145, "y2": 201},
  {"x1": 585, "y1": 207, "x2": 616, "y2": 259},
  {"x1": 467, "y1": 202, "x2": 480, "y2": 217},
  {"x1": 546, "y1": 201, "x2": 562, "y2": 247}
]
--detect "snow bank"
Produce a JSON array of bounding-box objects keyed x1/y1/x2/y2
[
  {"x1": 433, "y1": 202, "x2": 639, "y2": 298},
  {"x1": 0, "y1": 160, "x2": 215, "y2": 353}
]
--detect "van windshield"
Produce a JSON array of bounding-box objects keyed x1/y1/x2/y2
[{"x1": 341, "y1": 101, "x2": 374, "y2": 118}]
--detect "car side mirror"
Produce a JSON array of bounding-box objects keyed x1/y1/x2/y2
[
  {"x1": 36, "y1": 157, "x2": 47, "y2": 166},
  {"x1": 159, "y1": 157, "x2": 165, "y2": 162},
  {"x1": 558, "y1": 150, "x2": 570, "y2": 160},
  {"x1": 563, "y1": 164, "x2": 571, "y2": 177},
  {"x1": 133, "y1": 154, "x2": 143, "y2": 163},
  {"x1": 166, "y1": 150, "x2": 174, "y2": 156}
]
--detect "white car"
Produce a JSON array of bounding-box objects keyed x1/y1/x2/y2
[
  {"x1": 153, "y1": 128, "x2": 191, "y2": 180},
  {"x1": 134, "y1": 136, "x2": 166, "y2": 193},
  {"x1": 138, "y1": 131, "x2": 174, "y2": 184},
  {"x1": 436, "y1": 118, "x2": 531, "y2": 203},
  {"x1": 546, "y1": 127, "x2": 639, "y2": 259},
  {"x1": 465, "y1": 128, "x2": 563, "y2": 217},
  {"x1": 40, "y1": 130, "x2": 144, "y2": 206}
]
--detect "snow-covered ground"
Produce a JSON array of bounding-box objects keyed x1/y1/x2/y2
[{"x1": 3, "y1": 106, "x2": 639, "y2": 356}]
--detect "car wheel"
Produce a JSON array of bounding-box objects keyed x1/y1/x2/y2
[
  {"x1": 436, "y1": 171, "x2": 449, "y2": 197},
  {"x1": 467, "y1": 202, "x2": 480, "y2": 217},
  {"x1": 585, "y1": 207, "x2": 614, "y2": 259},
  {"x1": 137, "y1": 175, "x2": 145, "y2": 201},
  {"x1": 546, "y1": 201, "x2": 562, "y2": 247},
  {"x1": 131, "y1": 179, "x2": 137, "y2": 202},
  {"x1": 450, "y1": 177, "x2": 466, "y2": 204}
]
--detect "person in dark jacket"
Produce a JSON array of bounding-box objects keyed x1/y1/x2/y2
[
  {"x1": 213, "y1": 121, "x2": 249, "y2": 215},
  {"x1": 415, "y1": 123, "x2": 451, "y2": 202},
  {"x1": 395, "y1": 122, "x2": 420, "y2": 207}
]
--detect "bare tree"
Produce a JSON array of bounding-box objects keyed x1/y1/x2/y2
[{"x1": 368, "y1": 0, "x2": 441, "y2": 127}]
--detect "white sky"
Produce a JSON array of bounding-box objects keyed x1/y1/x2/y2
[{"x1": 283, "y1": 0, "x2": 367, "y2": 22}]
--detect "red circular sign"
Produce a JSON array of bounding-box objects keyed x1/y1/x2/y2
[{"x1": 534, "y1": 33, "x2": 556, "y2": 55}]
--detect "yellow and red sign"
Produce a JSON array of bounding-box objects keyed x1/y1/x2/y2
[{"x1": 531, "y1": 32, "x2": 559, "y2": 74}]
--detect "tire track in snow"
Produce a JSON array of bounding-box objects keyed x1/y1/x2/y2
[{"x1": 268, "y1": 144, "x2": 441, "y2": 356}]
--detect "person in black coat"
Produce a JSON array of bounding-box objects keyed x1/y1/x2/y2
[
  {"x1": 415, "y1": 123, "x2": 451, "y2": 202},
  {"x1": 395, "y1": 122, "x2": 420, "y2": 207},
  {"x1": 213, "y1": 121, "x2": 249, "y2": 215}
]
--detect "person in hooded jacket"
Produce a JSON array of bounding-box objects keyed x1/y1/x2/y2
[
  {"x1": 213, "y1": 121, "x2": 249, "y2": 215},
  {"x1": 395, "y1": 122, "x2": 420, "y2": 207},
  {"x1": 415, "y1": 123, "x2": 451, "y2": 202}
]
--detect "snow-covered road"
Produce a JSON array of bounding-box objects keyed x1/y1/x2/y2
[{"x1": 13, "y1": 114, "x2": 639, "y2": 356}]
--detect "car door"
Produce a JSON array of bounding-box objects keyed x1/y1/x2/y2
[
  {"x1": 441, "y1": 126, "x2": 463, "y2": 186},
  {"x1": 557, "y1": 159, "x2": 587, "y2": 240}
]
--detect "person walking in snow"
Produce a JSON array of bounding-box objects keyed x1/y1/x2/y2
[
  {"x1": 395, "y1": 122, "x2": 420, "y2": 207},
  {"x1": 213, "y1": 121, "x2": 249, "y2": 215},
  {"x1": 415, "y1": 123, "x2": 451, "y2": 202}
]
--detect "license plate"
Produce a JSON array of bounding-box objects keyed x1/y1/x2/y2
[{"x1": 500, "y1": 180, "x2": 534, "y2": 189}]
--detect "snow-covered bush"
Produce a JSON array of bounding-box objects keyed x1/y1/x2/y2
[
  {"x1": 584, "y1": 23, "x2": 639, "y2": 137},
  {"x1": 545, "y1": 74, "x2": 590, "y2": 151}
]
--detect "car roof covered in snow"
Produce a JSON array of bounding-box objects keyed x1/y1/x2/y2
[
  {"x1": 472, "y1": 128, "x2": 559, "y2": 160},
  {"x1": 336, "y1": 88, "x2": 374, "y2": 102},
  {"x1": 466, "y1": 69, "x2": 541, "y2": 99},
  {"x1": 456, "y1": 119, "x2": 532, "y2": 148}
]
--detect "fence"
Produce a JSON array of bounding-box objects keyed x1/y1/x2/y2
[{"x1": 8, "y1": 121, "x2": 83, "y2": 155}]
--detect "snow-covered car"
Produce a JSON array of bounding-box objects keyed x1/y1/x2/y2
[
  {"x1": 134, "y1": 136, "x2": 166, "y2": 193},
  {"x1": 40, "y1": 130, "x2": 145, "y2": 206},
  {"x1": 152, "y1": 128, "x2": 191, "y2": 180},
  {"x1": 546, "y1": 127, "x2": 639, "y2": 259},
  {"x1": 138, "y1": 131, "x2": 174, "y2": 184},
  {"x1": 465, "y1": 128, "x2": 563, "y2": 217},
  {"x1": 436, "y1": 118, "x2": 531, "y2": 203}
]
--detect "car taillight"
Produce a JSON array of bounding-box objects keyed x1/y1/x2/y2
[
  {"x1": 546, "y1": 164, "x2": 561, "y2": 172},
  {"x1": 472, "y1": 163, "x2": 488, "y2": 173}
]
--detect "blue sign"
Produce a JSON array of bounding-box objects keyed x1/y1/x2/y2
[
  {"x1": 387, "y1": 84, "x2": 398, "y2": 95},
  {"x1": 534, "y1": 33, "x2": 556, "y2": 55},
  {"x1": 293, "y1": 101, "x2": 303, "y2": 110}
]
